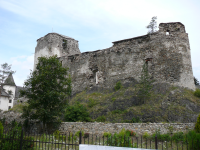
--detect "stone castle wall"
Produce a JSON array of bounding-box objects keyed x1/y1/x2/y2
[
  {"x1": 34, "y1": 33, "x2": 80, "y2": 70},
  {"x1": 58, "y1": 22, "x2": 195, "y2": 94},
  {"x1": 59, "y1": 122, "x2": 195, "y2": 135},
  {"x1": 34, "y1": 22, "x2": 195, "y2": 94}
]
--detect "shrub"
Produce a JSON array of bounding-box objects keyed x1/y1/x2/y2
[
  {"x1": 143, "y1": 132, "x2": 150, "y2": 139},
  {"x1": 88, "y1": 98, "x2": 98, "y2": 108},
  {"x1": 131, "y1": 117, "x2": 141, "y2": 123},
  {"x1": 114, "y1": 81, "x2": 122, "y2": 91},
  {"x1": 0, "y1": 121, "x2": 3, "y2": 137},
  {"x1": 125, "y1": 130, "x2": 136, "y2": 137},
  {"x1": 194, "y1": 89, "x2": 200, "y2": 98},
  {"x1": 105, "y1": 128, "x2": 136, "y2": 147},
  {"x1": 185, "y1": 130, "x2": 200, "y2": 150},
  {"x1": 103, "y1": 132, "x2": 111, "y2": 137},
  {"x1": 64, "y1": 102, "x2": 92, "y2": 122},
  {"x1": 195, "y1": 114, "x2": 200, "y2": 133},
  {"x1": 96, "y1": 115, "x2": 106, "y2": 122},
  {"x1": 172, "y1": 132, "x2": 184, "y2": 143},
  {"x1": 1, "y1": 123, "x2": 34, "y2": 150}
]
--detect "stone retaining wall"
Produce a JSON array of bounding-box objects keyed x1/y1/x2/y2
[{"x1": 59, "y1": 122, "x2": 195, "y2": 135}]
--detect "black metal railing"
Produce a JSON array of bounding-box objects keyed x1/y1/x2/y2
[{"x1": 0, "y1": 129, "x2": 199, "y2": 150}]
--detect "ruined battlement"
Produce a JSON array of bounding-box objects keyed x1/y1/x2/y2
[{"x1": 34, "y1": 22, "x2": 195, "y2": 94}]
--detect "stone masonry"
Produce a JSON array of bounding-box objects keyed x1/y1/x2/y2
[
  {"x1": 59, "y1": 122, "x2": 195, "y2": 135},
  {"x1": 34, "y1": 22, "x2": 195, "y2": 94}
]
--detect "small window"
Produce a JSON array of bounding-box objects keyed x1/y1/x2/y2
[
  {"x1": 8, "y1": 106, "x2": 11, "y2": 110},
  {"x1": 61, "y1": 61, "x2": 63, "y2": 66},
  {"x1": 9, "y1": 100, "x2": 12, "y2": 103},
  {"x1": 166, "y1": 32, "x2": 169, "y2": 35}
]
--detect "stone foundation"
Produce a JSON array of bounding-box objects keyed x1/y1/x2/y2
[{"x1": 59, "y1": 122, "x2": 195, "y2": 135}]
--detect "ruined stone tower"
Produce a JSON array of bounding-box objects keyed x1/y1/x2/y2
[
  {"x1": 34, "y1": 32, "x2": 81, "y2": 70},
  {"x1": 34, "y1": 22, "x2": 195, "y2": 94}
]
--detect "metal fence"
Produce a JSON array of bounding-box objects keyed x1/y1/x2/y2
[{"x1": 0, "y1": 129, "x2": 199, "y2": 150}]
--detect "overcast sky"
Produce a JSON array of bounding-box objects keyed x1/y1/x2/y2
[{"x1": 0, "y1": 0, "x2": 200, "y2": 86}]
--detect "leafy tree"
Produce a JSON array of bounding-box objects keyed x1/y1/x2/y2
[
  {"x1": 138, "y1": 62, "x2": 154, "y2": 104},
  {"x1": 195, "y1": 114, "x2": 200, "y2": 133},
  {"x1": 0, "y1": 63, "x2": 15, "y2": 96},
  {"x1": 146, "y1": 16, "x2": 157, "y2": 34},
  {"x1": 20, "y1": 55, "x2": 72, "y2": 131},
  {"x1": 194, "y1": 77, "x2": 199, "y2": 85},
  {"x1": 64, "y1": 102, "x2": 91, "y2": 122}
]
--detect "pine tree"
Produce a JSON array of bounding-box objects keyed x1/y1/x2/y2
[
  {"x1": 146, "y1": 16, "x2": 157, "y2": 34},
  {"x1": 138, "y1": 62, "x2": 154, "y2": 104}
]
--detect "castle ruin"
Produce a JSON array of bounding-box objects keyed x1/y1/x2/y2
[{"x1": 34, "y1": 22, "x2": 195, "y2": 94}]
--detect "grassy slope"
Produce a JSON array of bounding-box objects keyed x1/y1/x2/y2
[{"x1": 69, "y1": 83, "x2": 200, "y2": 123}]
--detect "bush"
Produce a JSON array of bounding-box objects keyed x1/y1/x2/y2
[
  {"x1": 96, "y1": 115, "x2": 106, "y2": 122},
  {"x1": 185, "y1": 130, "x2": 200, "y2": 150},
  {"x1": 103, "y1": 132, "x2": 111, "y2": 137},
  {"x1": 0, "y1": 123, "x2": 34, "y2": 150},
  {"x1": 0, "y1": 121, "x2": 3, "y2": 137},
  {"x1": 114, "y1": 81, "x2": 122, "y2": 91},
  {"x1": 143, "y1": 132, "x2": 150, "y2": 139},
  {"x1": 131, "y1": 117, "x2": 141, "y2": 123},
  {"x1": 195, "y1": 114, "x2": 200, "y2": 133},
  {"x1": 64, "y1": 102, "x2": 92, "y2": 122},
  {"x1": 125, "y1": 130, "x2": 136, "y2": 137},
  {"x1": 194, "y1": 89, "x2": 200, "y2": 98},
  {"x1": 88, "y1": 98, "x2": 98, "y2": 108},
  {"x1": 105, "y1": 128, "x2": 136, "y2": 147},
  {"x1": 172, "y1": 132, "x2": 184, "y2": 143}
]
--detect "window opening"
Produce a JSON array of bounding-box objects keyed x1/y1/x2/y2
[
  {"x1": 166, "y1": 32, "x2": 169, "y2": 35},
  {"x1": 9, "y1": 100, "x2": 12, "y2": 103}
]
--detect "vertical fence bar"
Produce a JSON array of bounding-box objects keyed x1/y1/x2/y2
[
  {"x1": 103, "y1": 136, "x2": 104, "y2": 146},
  {"x1": 65, "y1": 133, "x2": 67, "y2": 150},
  {"x1": 124, "y1": 135, "x2": 125, "y2": 147},
  {"x1": 107, "y1": 135, "x2": 108, "y2": 146},
  {"x1": 79, "y1": 131, "x2": 82, "y2": 144},
  {"x1": 88, "y1": 134, "x2": 89, "y2": 145},
  {"x1": 150, "y1": 139, "x2": 151, "y2": 149},
  {"x1": 128, "y1": 137, "x2": 129, "y2": 147},
  {"x1": 72, "y1": 133, "x2": 73, "y2": 150},
  {"x1": 19, "y1": 129, "x2": 24, "y2": 150},
  {"x1": 155, "y1": 135, "x2": 158, "y2": 150},
  {"x1": 92, "y1": 134, "x2": 93, "y2": 145},
  {"x1": 99, "y1": 136, "x2": 100, "y2": 145},
  {"x1": 146, "y1": 138, "x2": 147, "y2": 149}
]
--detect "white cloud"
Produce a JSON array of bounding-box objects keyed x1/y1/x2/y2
[{"x1": 10, "y1": 55, "x2": 34, "y2": 86}]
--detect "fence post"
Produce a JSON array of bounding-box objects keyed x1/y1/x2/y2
[
  {"x1": 155, "y1": 135, "x2": 158, "y2": 150},
  {"x1": 79, "y1": 131, "x2": 82, "y2": 144},
  {"x1": 20, "y1": 129, "x2": 24, "y2": 150}
]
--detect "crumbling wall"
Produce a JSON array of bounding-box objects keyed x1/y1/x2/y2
[
  {"x1": 34, "y1": 33, "x2": 81, "y2": 70},
  {"x1": 59, "y1": 22, "x2": 195, "y2": 94}
]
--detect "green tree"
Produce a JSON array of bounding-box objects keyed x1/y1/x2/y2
[
  {"x1": 195, "y1": 114, "x2": 200, "y2": 133},
  {"x1": 20, "y1": 55, "x2": 72, "y2": 131},
  {"x1": 0, "y1": 63, "x2": 15, "y2": 97},
  {"x1": 194, "y1": 77, "x2": 199, "y2": 85},
  {"x1": 138, "y1": 62, "x2": 154, "y2": 104},
  {"x1": 64, "y1": 102, "x2": 91, "y2": 122},
  {"x1": 146, "y1": 16, "x2": 157, "y2": 34}
]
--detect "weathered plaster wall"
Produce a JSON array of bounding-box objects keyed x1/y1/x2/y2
[
  {"x1": 34, "y1": 33, "x2": 81, "y2": 70},
  {"x1": 0, "y1": 96, "x2": 10, "y2": 111},
  {"x1": 59, "y1": 22, "x2": 195, "y2": 94},
  {"x1": 59, "y1": 122, "x2": 195, "y2": 135}
]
